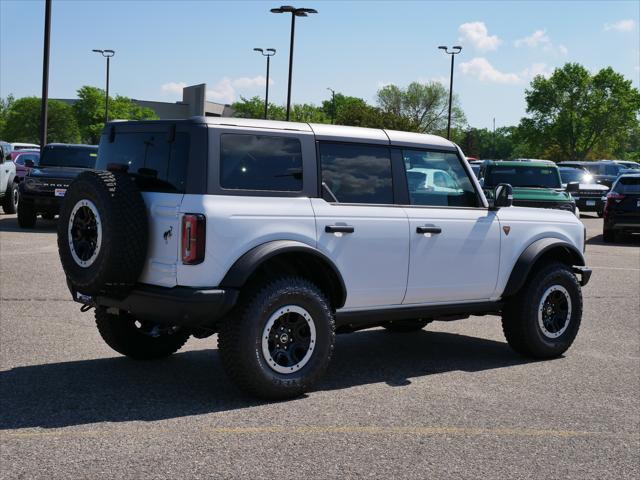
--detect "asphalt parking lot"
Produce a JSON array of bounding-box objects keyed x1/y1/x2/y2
[{"x1": 0, "y1": 213, "x2": 638, "y2": 479}]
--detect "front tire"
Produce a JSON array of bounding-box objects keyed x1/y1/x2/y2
[
  {"x1": 17, "y1": 201, "x2": 37, "y2": 228},
  {"x1": 2, "y1": 182, "x2": 19, "y2": 214},
  {"x1": 218, "y1": 277, "x2": 335, "y2": 400},
  {"x1": 502, "y1": 262, "x2": 582, "y2": 359},
  {"x1": 95, "y1": 307, "x2": 190, "y2": 359}
]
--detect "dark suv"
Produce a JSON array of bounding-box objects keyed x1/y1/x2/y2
[
  {"x1": 603, "y1": 173, "x2": 640, "y2": 242},
  {"x1": 18, "y1": 143, "x2": 97, "y2": 228},
  {"x1": 559, "y1": 161, "x2": 626, "y2": 188}
]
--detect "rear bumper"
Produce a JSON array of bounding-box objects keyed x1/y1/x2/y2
[
  {"x1": 72, "y1": 284, "x2": 239, "y2": 329},
  {"x1": 573, "y1": 197, "x2": 605, "y2": 212}
]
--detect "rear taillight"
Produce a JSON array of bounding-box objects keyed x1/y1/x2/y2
[
  {"x1": 606, "y1": 192, "x2": 625, "y2": 201},
  {"x1": 181, "y1": 214, "x2": 206, "y2": 265}
]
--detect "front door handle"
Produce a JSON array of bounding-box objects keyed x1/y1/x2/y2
[
  {"x1": 416, "y1": 226, "x2": 442, "y2": 234},
  {"x1": 325, "y1": 225, "x2": 355, "y2": 234}
]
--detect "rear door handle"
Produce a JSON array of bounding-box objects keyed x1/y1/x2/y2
[
  {"x1": 416, "y1": 226, "x2": 442, "y2": 234},
  {"x1": 325, "y1": 225, "x2": 355, "y2": 234}
]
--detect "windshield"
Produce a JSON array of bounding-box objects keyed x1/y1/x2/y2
[
  {"x1": 559, "y1": 168, "x2": 589, "y2": 184},
  {"x1": 15, "y1": 153, "x2": 40, "y2": 166},
  {"x1": 40, "y1": 146, "x2": 97, "y2": 168},
  {"x1": 484, "y1": 165, "x2": 562, "y2": 188},
  {"x1": 582, "y1": 163, "x2": 620, "y2": 176}
]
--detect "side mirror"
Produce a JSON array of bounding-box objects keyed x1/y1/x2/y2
[
  {"x1": 566, "y1": 182, "x2": 579, "y2": 193},
  {"x1": 24, "y1": 159, "x2": 35, "y2": 168},
  {"x1": 493, "y1": 183, "x2": 513, "y2": 208}
]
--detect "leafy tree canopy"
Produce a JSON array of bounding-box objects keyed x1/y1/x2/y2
[
  {"x1": 522, "y1": 63, "x2": 640, "y2": 161},
  {"x1": 2, "y1": 97, "x2": 80, "y2": 144}
]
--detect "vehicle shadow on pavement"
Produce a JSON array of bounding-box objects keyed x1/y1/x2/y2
[
  {"x1": 586, "y1": 233, "x2": 640, "y2": 247},
  {"x1": 0, "y1": 215, "x2": 58, "y2": 234},
  {"x1": 0, "y1": 330, "x2": 530, "y2": 430}
]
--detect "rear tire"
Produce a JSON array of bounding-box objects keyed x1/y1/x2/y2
[
  {"x1": 502, "y1": 262, "x2": 582, "y2": 359},
  {"x1": 2, "y1": 182, "x2": 18, "y2": 214},
  {"x1": 603, "y1": 228, "x2": 615, "y2": 243},
  {"x1": 383, "y1": 319, "x2": 430, "y2": 332},
  {"x1": 218, "y1": 277, "x2": 335, "y2": 400},
  {"x1": 17, "y1": 201, "x2": 37, "y2": 228},
  {"x1": 95, "y1": 307, "x2": 190, "y2": 359}
]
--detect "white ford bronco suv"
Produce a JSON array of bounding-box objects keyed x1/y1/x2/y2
[{"x1": 57, "y1": 117, "x2": 591, "y2": 399}]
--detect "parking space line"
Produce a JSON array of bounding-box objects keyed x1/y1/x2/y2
[{"x1": 2, "y1": 425, "x2": 638, "y2": 440}]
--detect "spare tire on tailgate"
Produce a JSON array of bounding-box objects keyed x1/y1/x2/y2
[{"x1": 57, "y1": 170, "x2": 148, "y2": 296}]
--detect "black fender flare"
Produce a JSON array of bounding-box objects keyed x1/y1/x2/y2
[
  {"x1": 503, "y1": 238, "x2": 587, "y2": 297},
  {"x1": 220, "y1": 240, "x2": 347, "y2": 308}
]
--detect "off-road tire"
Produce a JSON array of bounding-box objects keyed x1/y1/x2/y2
[
  {"x1": 17, "y1": 201, "x2": 36, "y2": 228},
  {"x1": 218, "y1": 277, "x2": 335, "y2": 400},
  {"x1": 58, "y1": 170, "x2": 148, "y2": 296},
  {"x1": 2, "y1": 182, "x2": 18, "y2": 214},
  {"x1": 383, "y1": 319, "x2": 431, "y2": 332},
  {"x1": 502, "y1": 261, "x2": 582, "y2": 359},
  {"x1": 95, "y1": 307, "x2": 190, "y2": 359}
]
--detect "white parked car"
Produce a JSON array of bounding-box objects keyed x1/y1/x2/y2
[{"x1": 57, "y1": 118, "x2": 591, "y2": 400}]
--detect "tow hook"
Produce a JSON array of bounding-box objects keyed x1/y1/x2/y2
[{"x1": 572, "y1": 266, "x2": 592, "y2": 286}]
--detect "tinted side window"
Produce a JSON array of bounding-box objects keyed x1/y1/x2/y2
[
  {"x1": 403, "y1": 149, "x2": 479, "y2": 207},
  {"x1": 97, "y1": 132, "x2": 189, "y2": 193},
  {"x1": 220, "y1": 134, "x2": 303, "y2": 192},
  {"x1": 319, "y1": 143, "x2": 393, "y2": 204}
]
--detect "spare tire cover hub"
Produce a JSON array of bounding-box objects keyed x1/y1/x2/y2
[{"x1": 68, "y1": 199, "x2": 102, "y2": 268}]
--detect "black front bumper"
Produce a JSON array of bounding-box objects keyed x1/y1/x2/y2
[
  {"x1": 72, "y1": 284, "x2": 239, "y2": 329},
  {"x1": 19, "y1": 192, "x2": 64, "y2": 212},
  {"x1": 572, "y1": 266, "x2": 592, "y2": 286}
]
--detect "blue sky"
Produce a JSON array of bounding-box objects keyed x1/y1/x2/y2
[{"x1": 1, "y1": 0, "x2": 638, "y2": 129}]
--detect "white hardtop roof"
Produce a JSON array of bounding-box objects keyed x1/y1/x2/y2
[{"x1": 200, "y1": 117, "x2": 456, "y2": 150}]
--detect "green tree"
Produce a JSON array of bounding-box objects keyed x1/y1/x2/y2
[
  {"x1": 74, "y1": 86, "x2": 157, "y2": 144},
  {"x1": 522, "y1": 63, "x2": 640, "y2": 161},
  {"x1": 336, "y1": 101, "x2": 420, "y2": 131},
  {"x1": 231, "y1": 96, "x2": 286, "y2": 120},
  {"x1": 2, "y1": 97, "x2": 80, "y2": 143},
  {"x1": 321, "y1": 94, "x2": 368, "y2": 123},
  {"x1": 376, "y1": 81, "x2": 466, "y2": 134},
  {"x1": 0, "y1": 94, "x2": 16, "y2": 138}
]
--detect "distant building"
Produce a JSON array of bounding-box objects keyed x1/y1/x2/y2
[{"x1": 56, "y1": 83, "x2": 233, "y2": 119}]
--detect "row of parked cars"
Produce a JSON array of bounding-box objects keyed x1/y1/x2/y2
[
  {"x1": 1, "y1": 138, "x2": 638, "y2": 243},
  {"x1": 468, "y1": 158, "x2": 640, "y2": 242}
]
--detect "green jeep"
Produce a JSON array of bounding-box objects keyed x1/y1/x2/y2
[{"x1": 479, "y1": 160, "x2": 577, "y2": 215}]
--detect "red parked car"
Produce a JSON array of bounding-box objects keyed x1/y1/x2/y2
[{"x1": 9, "y1": 150, "x2": 40, "y2": 182}]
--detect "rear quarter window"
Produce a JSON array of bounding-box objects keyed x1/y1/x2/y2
[
  {"x1": 220, "y1": 134, "x2": 303, "y2": 192},
  {"x1": 97, "y1": 131, "x2": 189, "y2": 193}
]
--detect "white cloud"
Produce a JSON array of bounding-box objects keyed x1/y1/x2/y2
[
  {"x1": 514, "y1": 29, "x2": 568, "y2": 56},
  {"x1": 459, "y1": 58, "x2": 552, "y2": 84},
  {"x1": 459, "y1": 57, "x2": 520, "y2": 84},
  {"x1": 161, "y1": 82, "x2": 187, "y2": 95},
  {"x1": 206, "y1": 76, "x2": 272, "y2": 104},
  {"x1": 515, "y1": 29, "x2": 549, "y2": 48},
  {"x1": 604, "y1": 19, "x2": 635, "y2": 32},
  {"x1": 458, "y1": 22, "x2": 502, "y2": 51}
]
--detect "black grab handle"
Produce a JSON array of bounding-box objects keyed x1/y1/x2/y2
[
  {"x1": 325, "y1": 225, "x2": 355, "y2": 234},
  {"x1": 416, "y1": 226, "x2": 442, "y2": 234}
]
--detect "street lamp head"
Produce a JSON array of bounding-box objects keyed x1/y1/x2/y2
[
  {"x1": 271, "y1": 5, "x2": 295, "y2": 13},
  {"x1": 103, "y1": 49, "x2": 115, "y2": 57},
  {"x1": 438, "y1": 46, "x2": 447, "y2": 50},
  {"x1": 254, "y1": 48, "x2": 264, "y2": 53},
  {"x1": 92, "y1": 49, "x2": 103, "y2": 53},
  {"x1": 266, "y1": 48, "x2": 276, "y2": 54},
  {"x1": 453, "y1": 46, "x2": 462, "y2": 52}
]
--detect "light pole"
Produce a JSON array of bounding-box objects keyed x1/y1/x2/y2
[
  {"x1": 270, "y1": 5, "x2": 317, "y2": 121},
  {"x1": 92, "y1": 49, "x2": 115, "y2": 124},
  {"x1": 327, "y1": 87, "x2": 336, "y2": 124},
  {"x1": 254, "y1": 48, "x2": 276, "y2": 119},
  {"x1": 39, "y1": 0, "x2": 52, "y2": 150},
  {"x1": 438, "y1": 45, "x2": 462, "y2": 140}
]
